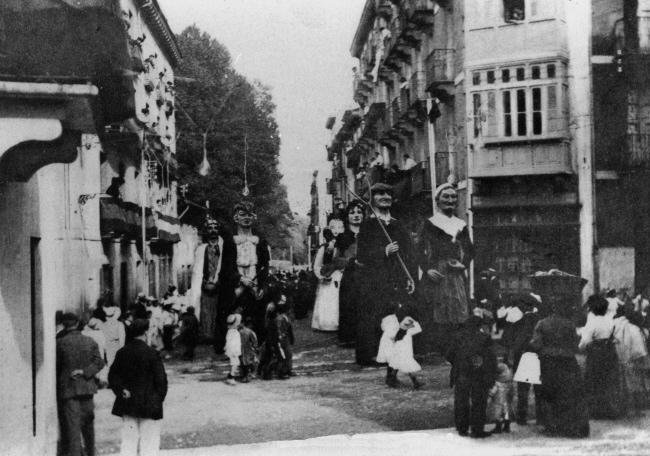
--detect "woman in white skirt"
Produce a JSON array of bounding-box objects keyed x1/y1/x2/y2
[
  {"x1": 388, "y1": 316, "x2": 423, "y2": 389},
  {"x1": 311, "y1": 219, "x2": 345, "y2": 331}
]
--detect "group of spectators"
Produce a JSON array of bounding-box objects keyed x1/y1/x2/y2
[{"x1": 55, "y1": 300, "x2": 171, "y2": 456}]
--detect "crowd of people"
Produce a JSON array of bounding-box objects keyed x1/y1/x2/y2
[{"x1": 54, "y1": 190, "x2": 650, "y2": 454}]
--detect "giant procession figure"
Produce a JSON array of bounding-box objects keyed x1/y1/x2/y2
[
  {"x1": 229, "y1": 201, "x2": 270, "y2": 341},
  {"x1": 355, "y1": 182, "x2": 417, "y2": 366},
  {"x1": 190, "y1": 218, "x2": 235, "y2": 353},
  {"x1": 417, "y1": 183, "x2": 475, "y2": 354}
]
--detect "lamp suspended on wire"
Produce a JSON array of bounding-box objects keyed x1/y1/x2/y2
[
  {"x1": 242, "y1": 134, "x2": 250, "y2": 196},
  {"x1": 198, "y1": 132, "x2": 211, "y2": 176}
]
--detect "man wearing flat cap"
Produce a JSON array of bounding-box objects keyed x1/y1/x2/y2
[
  {"x1": 355, "y1": 182, "x2": 417, "y2": 365},
  {"x1": 56, "y1": 312, "x2": 105, "y2": 456}
]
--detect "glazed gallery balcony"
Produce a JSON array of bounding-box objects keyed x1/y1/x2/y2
[
  {"x1": 0, "y1": 0, "x2": 135, "y2": 124},
  {"x1": 470, "y1": 140, "x2": 574, "y2": 178}
]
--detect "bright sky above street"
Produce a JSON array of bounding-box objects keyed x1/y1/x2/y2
[{"x1": 158, "y1": 0, "x2": 365, "y2": 215}]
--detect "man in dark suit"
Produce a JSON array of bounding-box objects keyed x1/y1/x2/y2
[
  {"x1": 109, "y1": 319, "x2": 168, "y2": 455},
  {"x1": 56, "y1": 312, "x2": 105, "y2": 456},
  {"x1": 446, "y1": 315, "x2": 498, "y2": 438}
]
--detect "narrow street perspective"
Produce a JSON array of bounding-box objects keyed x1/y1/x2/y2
[{"x1": 2, "y1": 1, "x2": 650, "y2": 456}]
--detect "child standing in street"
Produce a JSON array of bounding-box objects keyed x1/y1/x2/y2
[
  {"x1": 224, "y1": 313, "x2": 243, "y2": 385},
  {"x1": 489, "y1": 362, "x2": 514, "y2": 433},
  {"x1": 388, "y1": 316, "x2": 423, "y2": 389},
  {"x1": 239, "y1": 317, "x2": 258, "y2": 383},
  {"x1": 378, "y1": 304, "x2": 401, "y2": 386},
  {"x1": 275, "y1": 297, "x2": 295, "y2": 379}
]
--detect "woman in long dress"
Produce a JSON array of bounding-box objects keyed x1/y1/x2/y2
[
  {"x1": 613, "y1": 307, "x2": 650, "y2": 414},
  {"x1": 336, "y1": 201, "x2": 365, "y2": 345},
  {"x1": 311, "y1": 218, "x2": 345, "y2": 331},
  {"x1": 530, "y1": 298, "x2": 589, "y2": 438},
  {"x1": 580, "y1": 294, "x2": 623, "y2": 419}
]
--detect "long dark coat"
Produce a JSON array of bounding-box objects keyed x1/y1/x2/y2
[
  {"x1": 109, "y1": 339, "x2": 168, "y2": 420},
  {"x1": 335, "y1": 230, "x2": 360, "y2": 345},
  {"x1": 355, "y1": 215, "x2": 417, "y2": 364},
  {"x1": 56, "y1": 330, "x2": 105, "y2": 400},
  {"x1": 417, "y1": 218, "x2": 474, "y2": 353}
]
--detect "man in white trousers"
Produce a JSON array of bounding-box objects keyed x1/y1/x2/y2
[{"x1": 109, "y1": 319, "x2": 168, "y2": 455}]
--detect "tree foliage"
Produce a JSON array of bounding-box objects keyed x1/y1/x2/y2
[{"x1": 174, "y1": 26, "x2": 293, "y2": 246}]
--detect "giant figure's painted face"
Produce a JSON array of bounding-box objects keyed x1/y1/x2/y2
[
  {"x1": 234, "y1": 210, "x2": 256, "y2": 228},
  {"x1": 436, "y1": 188, "x2": 458, "y2": 214}
]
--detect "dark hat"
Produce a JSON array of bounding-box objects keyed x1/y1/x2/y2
[
  {"x1": 370, "y1": 182, "x2": 393, "y2": 192},
  {"x1": 130, "y1": 318, "x2": 150, "y2": 337},
  {"x1": 62, "y1": 312, "x2": 80, "y2": 325}
]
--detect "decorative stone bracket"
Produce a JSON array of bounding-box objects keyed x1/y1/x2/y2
[{"x1": 0, "y1": 82, "x2": 98, "y2": 182}]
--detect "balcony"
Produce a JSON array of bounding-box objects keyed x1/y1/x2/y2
[
  {"x1": 405, "y1": 0, "x2": 435, "y2": 28},
  {"x1": 425, "y1": 49, "x2": 455, "y2": 92},
  {"x1": 626, "y1": 133, "x2": 650, "y2": 167},
  {"x1": 353, "y1": 73, "x2": 374, "y2": 105},
  {"x1": 0, "y1": 0, "x2": 134, "y2": 125},
  {"x1": 470, "y1": 141, "x2": 574, "y2": 178},
  {"x1": 100, "y1": 197, "x2": 156, "y2": 241}
]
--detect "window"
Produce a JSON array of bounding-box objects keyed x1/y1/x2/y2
[
  {"x1": 504, "y1": 0, "x2": 525, "y2": 21},
  {"x1": 547, "y1": 85, "x2": 558, "y2": 131},
  {"x1": 473, "y1": 93, "x2": 482, "y2": 138},
  {"x1": 503, "y1": 91, "x2": 512, "y2": 137},
  {"x1": 473, "y1": 72, "x2": 481, "y2": 86},
  {"x1": 487, "y1": 71, "x2": 495, "y2": 84},
  {"x1": 487, "y1": 92, "x2": 498, "y2": 137},
  {"x1": 532, "y1": 66, "x2": 540, "y2": 80},
  {"x1": 532, "y1": 87, "x2": 542, "y2": 134},
  {"x1": 547, "y1": 64, "x2": 556, "y2": 78},
  {"x1": 502, "y1": 69, "x2": 510, "y2": 83},
  {"x1": 517, "y1": 89, "x2": 527, "y2": 136},
  {"x1": 516, "y1": 67, "x2": 525, "y2": 81}
]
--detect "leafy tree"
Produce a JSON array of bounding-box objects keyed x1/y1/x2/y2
[{"x1": 174, "y1": 26, "x2": 294, "y2": 247}]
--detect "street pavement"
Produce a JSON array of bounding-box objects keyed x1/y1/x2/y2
[{"x1": 95, "y1": 316, "x2": 650, "y2": 456}]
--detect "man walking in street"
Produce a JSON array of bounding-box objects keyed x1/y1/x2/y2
[
  {"x1": 56, "y1": 312, "x2": 105, "y2": 456},
  {"x1": 446, "y1": 314, "x2": 498, "y2": 438},
  {"x1": 109, "y1": 319, "x2": 168, "y2": 456}
]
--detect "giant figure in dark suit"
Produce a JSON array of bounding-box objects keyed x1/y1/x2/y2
[{"x1": 355, "y1": 183, "x2": 416, "y2": 365}]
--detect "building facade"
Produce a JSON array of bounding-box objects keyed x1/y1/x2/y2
[
  {"x1": 0, "y1": 1, "x2": 197, "y2": 453},
  {"x1": 327, "y1": 0, "x2": 466, "y2": 237},
  {"x1": 328, "y1": 0, "x2": 650, "y2": 300}
]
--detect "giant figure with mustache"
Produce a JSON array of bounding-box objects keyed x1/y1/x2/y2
[{"x1": 355, "y1": 182, "x2": 417, "y2": 365}]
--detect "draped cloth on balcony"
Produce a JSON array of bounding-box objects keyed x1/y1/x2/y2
[{"x1": 99, "y1": 197, "x2": 156, "y2": 241}]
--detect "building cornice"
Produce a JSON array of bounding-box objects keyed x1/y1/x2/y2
[
  {"x1": 135, "y1": 0, "x2": 182, "y2": 67},
  {"x1": 351, "y1": 0, "x2": 377, "y2": 59}
]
